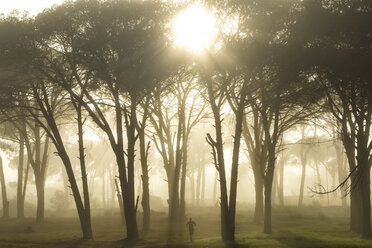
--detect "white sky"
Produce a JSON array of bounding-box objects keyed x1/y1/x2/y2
[{"x1": 0, "y1": 0, "x2": 67, "y2": 16}]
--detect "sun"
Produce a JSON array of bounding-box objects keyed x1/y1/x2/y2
[{"x1": 173, "y1": 4, "x2": 216, "y2": 52}]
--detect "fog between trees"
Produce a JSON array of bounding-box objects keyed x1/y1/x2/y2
[{"x1": 0, "y1": 0, "x2": 371, "y2": 245}]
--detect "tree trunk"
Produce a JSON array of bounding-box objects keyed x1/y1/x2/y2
[
  {"x1": 350, "y1": 172, "x2": 363, "y2": 233},
  {"x1": 102, "y1": 173, "x2": 106, "y2": 209},
  {"x1": 190, "y1": 172, "x2": 195, "y2": 205},
  {"x1": 35, "y1": 173, "x2": 45, "y2": 222},
  {"x1": 122, "y1": 98, "x2": 139, "y2": 241},
  {"x1": 180, "y1": 138, "x2": 188, "y2": 220},
  {"x1": 138, "y1": 124, "x2": 150, "y2": 233},
  {"x1": 0, "y1": 156, "x2": 9, "y2": 219},
  {"x1": 264, "y1": 149, "x2": 276, "y2": 234},
  {"x1": 196, "y1": 157, "x2": 201, "y2": 206},
  {"x1": 201, "y1": 165, "x2": 205, "y2": 205},
  {"x1": 77, "y1": 104, "x2": 93, "y2": 239},
  {"x1": 272, "y1": 168, "x2": 278, "y2": 205},
  {"x1": 213, "y1": 170, "x2": 218, "y2": 204},
  {"x1": 114, "y1": 179, "x2": 125, "y2": 225},
  {"x1": 278, "y1": 159, "x2": 284, "y2": 206},
  {"x1": 298, "y1": 154, "x2": 307, "y2": 207},
  {"x1": 253, "y1": 175, "x2": 264, "y2": 224},
  {"x1": 264, "y1": 179, "x2": 273, "y2": 234},
  {"x1": 206, "y1": 80, "x2": 229, "y2": 241},
  {"x1": 360, "y1": 168, "x2": 371, "y2": 238},
  {"x1": 17, "y1": 133, "x2": 25, "y2": 219}
]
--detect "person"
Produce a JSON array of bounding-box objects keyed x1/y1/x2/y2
[{"x1": 186, "y1": 217, "x2": 196, "y2": 242}]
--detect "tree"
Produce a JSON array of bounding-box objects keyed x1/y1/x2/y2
[
  {"x1": 33, "y1": 0, "x2": 175, "y2": 241},
  {"x1": 292, "y1": 0, "x2": 372, "y2": 237}
]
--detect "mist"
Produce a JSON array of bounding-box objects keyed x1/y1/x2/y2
[{"x1": 0, "y1": 0, "x2": 371, "y2": 247}]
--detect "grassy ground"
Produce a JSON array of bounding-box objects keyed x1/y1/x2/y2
[{"x1": 0, "y1": 206, "x2": 371, "y2": 248}]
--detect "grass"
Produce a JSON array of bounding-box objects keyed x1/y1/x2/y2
[{"x1": 0, "y1": 206, "x2": 371, "y2": 248}]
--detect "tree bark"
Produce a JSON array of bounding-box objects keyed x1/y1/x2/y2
[
  {"x1": 121, "y1": 95, "x2": 139, "y2": 241},
  {"x1": 35, "y1": 173, "x2": 45, "y2": 222},
  {"x1": 77, "y1": 104, "x2": 93, "y2": 239},
  {"x1": 114, "y1": 179, "x2": 125, "y2": 225},
  {"x1": 298, "y1": 152, "x2": 307, "y2": 207},
  {"x1": 264, "y1": 151, "x2": 275, "y2": 234},
  {"x1": 206, "y1": 80, "x2": 229, "y2": 241},
  {"x1": 180, "y1": 136, "x2": 188, "y2": 220},
  {"x1": 278, "y1": 159, "x2": 284, "y2": 206},
  {"x1": 253, "y1": 174, "x2": 264, "y2": 224},
  {"x1": 17, "y1": 133, "x2": 25, "y2": 218},
  {"x1": 138, "y1": 121, "x2": 151, "y2": 233},
  {"x1": 201, "y1": 165, "x2": 205, "y2": 205},
  {"x1": 0, "y1": 156, "x2": 9, "y2": 219}
]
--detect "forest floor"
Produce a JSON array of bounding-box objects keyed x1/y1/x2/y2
[{"x1": 0, "y1": 205, "x2": 371, "y2": 248}]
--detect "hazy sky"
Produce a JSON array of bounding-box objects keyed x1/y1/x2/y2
[{"x1": 0, "y1": 0, "x2": 66, "y2": 15}]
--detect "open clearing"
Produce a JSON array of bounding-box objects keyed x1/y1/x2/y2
[{"x1": 0, "y1": 206, "x2": 371, "y2": 248}]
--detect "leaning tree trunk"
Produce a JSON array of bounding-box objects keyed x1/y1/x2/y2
[
  {"x1": 180, "y1": 136, "x2": 188, "y2": 220},
  {"x1": 138, "y1": 126, "x2": 150, "y2": 233},
  {"x1": 114, "y1": 179, "x2": 125, "y2": 225},
  {"x1": 0, "y1": 156, "x2": 9, "y2": 218},
  {"x1": 226, "y1": 91, "x2": 245, "y2": 242},
  {"x1": 59, "y1": 149, "x2": 93, "y2": 239},
  {"x1": 37, "y1": 103, "x2": 92, "y2": 238},
  {"x1": 17, "y1": 133, "x2": 25, "y2": 219},
  {"x1": 264, "y1": 149, "x2": 276, "y2": 234},
  {"x1": 206, "y1": 81, "x2": 229, "y2": 241},
  {"x1": 77, "y1": 104, "x2": 93, "y2": 239}
]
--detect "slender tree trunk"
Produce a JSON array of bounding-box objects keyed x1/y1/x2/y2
[
  {"x1": 201, "y1": 165, "x2": 205, "y2": 205},
  {"x1": 77, "y1": 104, "x2": 93, "y2": 239},
  {"x1": 272, "y1": 168, "x2": 278, "y2": 205},
  {"x1": 17, "y1": 133, "x2": 25, "y2": 218},
  {"x1": 114, "y1": 179, "x2": 125, "y2": 225},
  {"x1": 190, "y1": 172, "x2": 195, "y2": 205},
  {"x1": 0, "y1": 156, "x2": 9, "y2": 218},
  {"x1": 264, "y1": 148, "x2": 276, "y2": 234},
  {"x1": 59, "y1": 150, "x2": 93, "y2": 239},
  {"x1": 102, "y1": 173, "x2": 106, "y2": 209},
  {"x1": 180, "y1": 138, "x2": 188, "y2": 220},
  {"x1": 122, "y1": 98, "x2": 139, "y2": 241},
  {"x1": 227, "y1": 92, "x2": 246, "y2": 241},
  {"x1": 196, "y1": 157, "x2": 201, "y2": 206},
  {"x1": 278, "y1": 159, "x2": 284, "y2": 206},
  {"x1": 298, "y1": 154, "x2": 307, "y2": 207},
  {"x1": 138, "y1": 124, "x2": 150, "y2": 233},
  {"x1": 22, "y1": 157, "x2": 30, "y2": 206},
  {"x1": 34, "y1": 124, "x2": 44, "y2": 222},
  {"x1": 213, "y1": 170, "x2": 218, "y2": 204},
  {"x1": 206, "y1": 80, "x2": 229, "y2": 241}
]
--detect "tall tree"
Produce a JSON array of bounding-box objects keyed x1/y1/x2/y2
[{"x1": 293, "y1": 0, "x2": 372, "y2": 237}]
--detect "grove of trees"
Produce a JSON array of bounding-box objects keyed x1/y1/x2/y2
[{"x1": 0, "y1": 0, "x2": 371, "y2": 244}]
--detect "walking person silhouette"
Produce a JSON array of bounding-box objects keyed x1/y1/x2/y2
[{"x1": 186, "y1": 217, "x2": 196, "y2": 242}]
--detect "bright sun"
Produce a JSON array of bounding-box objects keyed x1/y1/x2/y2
[{"x1": 173, "y1": 4, "x2": 216, "y2": 52}]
